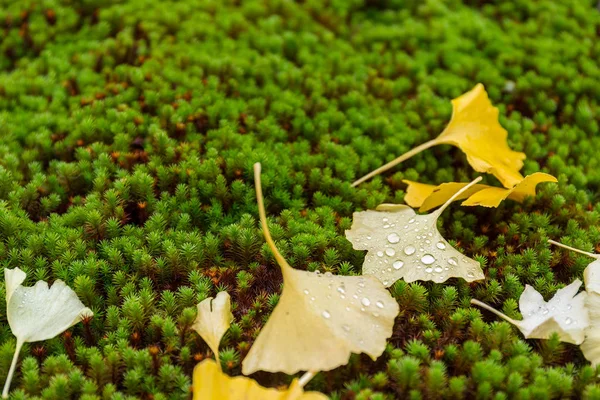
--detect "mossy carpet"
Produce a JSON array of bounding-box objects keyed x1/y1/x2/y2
[{"x1": 1, "y1": 0, "x2": 600, "y2": 398}]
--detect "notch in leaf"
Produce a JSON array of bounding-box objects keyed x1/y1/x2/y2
[
  {"x1": 352, "y1": 83, "x2": 526, "y2": 188},
  {"x1": 241, "y1": 163, "x2": 399, "y2": 376},
  {"x1": 191, "y1": 291, "x2": 326, "y2": 399},
  {"x1": 471, "y1": 279, "x2": 589, "y2": 345},
  {"x1": 3, "y1": 268, "x2": 93, "y2": 398},
  {"x1": 345, "y1": 177, "x2": 485, "y2": 286},
  {"x1": 549, "y1": 240, "x2": 600, "y2": 365}
]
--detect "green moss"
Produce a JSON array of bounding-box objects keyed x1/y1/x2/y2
[{"x1": 0, "y1": 0, "x2": 599, "y2": 398}]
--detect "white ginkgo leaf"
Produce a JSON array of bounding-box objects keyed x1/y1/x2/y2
[
  {"x1": 192, "y1": 291, "x2": 233, "y2": 367},
  {"x1": 548, "y1": 240, "x2": 600, "y2": 365},
  {"x1": 241, "y1": 163, "x2": 399, "y2": 376},
  {"x1": 3, "y1": 268, "x2": 93, "y2": 398},
  {"x1": 471, "y1": 280, "x2": 589, "y2": 344},
  {"x1": 345, "y1": 177, "x2": 484, "y2": 286}
]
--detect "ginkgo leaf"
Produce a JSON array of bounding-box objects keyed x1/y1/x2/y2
[
  {"x1": 3, "y1": 268, "x2": 93, "y2": 398},
  {"x1": 352, "y1": 83, "x2": 526, "y2": 188},
  {"x1": 242, "y1": 163, "x2": 399, "y2": 376},
  {"x1": 548, "y1": 240, "x2": 600, "y2": 365},
  {"x1": 346, "y1": 177, "x2": 484, "y2": 286},
  {"x1": 194, "y1": 359, "x2": 327, "y2": 400},
  {"x1": 403, "y1": 173, "x2": 557, "y2": 211},
  {"x1": 192, "y1": 291, "x2": 233, "y2": 367},
  {"x1": 471, "y1": 280, "x2": 589, "y2": 344}
]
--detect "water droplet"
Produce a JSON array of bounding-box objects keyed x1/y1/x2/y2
[
  {"x1": 303, "y1": 289, "x2": 309, "y2": 295},
  {"x1": 404, "y1": 246, "x2": 416, "y2": 255},
  {"x1": 409, "y1": 218, "x2": 415, "y2": 224},
  {"x1": 337, "y1": 286, "x2": 345, "y2": 294},
  {"x1": 360, "y1": 307, "x2": 365, "y2": 312},
  {"x1": 383, "y1": 280, "x2": 389, "y2": 285},
  {"x1": 542, "y1": 308, "x2": 549, "y2": 315},
  {"x1": 425, "y1": 267, "x2": 433, "y2": 273},
  {"x1": 567, "y1": 304, "x2": 572, "y2": 310},
  {"x1": 377, "y1": 251, "x2": 384, "y2": 257},
  {"x1": 393, "y1": 260, "x2": 404, "y2": 270},
  {"x1": 345, "y1": 307, "x2": 350, "y2": 312},
  {"x1": 340, "y1": 294, "x2": 345, "y2": 299},
  {"x1": 421, "y1": 254, "x2": 436, "y2": 265},
  {"x1": 387, "y1": 233, "x2": 400, "y2": 244},
  {"x1": 361, "y1": 298, "x2": 371, "y2": 307},
  {"x1": 358, "y1": 281, "x2": 365, "y2": 288},
  {"x1": 565, "y1": 317, "x2": 573, "y2": 325},
  {"x1": 373, "y1": 312, "x2": 380, "y2": 317},
  {"x1": 383, "y1": 224, "x2": 390, "y2": 229},
  {"x1": 376, "y1": 301, "x2": 384, "y2": 308},
  {"x1": 467, "y1": 272, "x2": 474, "y2": 278},
  {"x1": 322, "y1": 310, "x2": 331, "y2": 319},
  {"x1": 386, "y1": 248, "x2": 396, "y2": 257},
  {"x1": 436, "y1": 242, "x2": 446, "y2": 250},
  {"x1": 342, "y1": 324, "x2": 350, "y2": 332},
  {"x1": 383, "y1": 218, "x2": 389, "y2": 222},
  {"x1": 434, "y1": 266, "x2": 443, "y2": 273},
  {"x1": 367, "y1": 235, "x2": 372, "y2": 240},
  {"x1": 353, "y1": 294, "x2": 358, "y2": 299},
  {"x1": 448, "y1": 257, "x2": 458, "y2": 266},
  {"x1": 311, "y1": 297, "x2": 315, "y2": 301}
]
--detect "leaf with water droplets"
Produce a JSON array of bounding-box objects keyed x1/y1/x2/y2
[
  {"x1": 345, "y1": 178, "x2": 485, "y2": 286},
  {"x1": 548, "y1": 240, "x2": 600, "y2": 365},
  {"x1": 403, "y1": 173, "x2": 557, "y2": 212},
  {"x1": 352, "y1": 84, "x2": 526, "y2": 188},
  {"x1": 242, "y1": 164, "x2": 399, "y2": 375},
  {"x1": 3, "y1": 268, "x2": 93, "y2": 398},
  {"x1": 192, "y1": 291, "x2": 233, "y2": 367},
  {"x1": 471, "y1": 280, "x2": 589, "y2": 344},
  {"x1": 194, "y1": 359, "x2": 327, "y2": 400}
]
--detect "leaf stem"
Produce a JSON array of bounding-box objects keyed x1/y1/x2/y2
[
  {"x1": 470, "y1": 299, "x2": 519, "y2": 326},
  {"x1": 351, "y1": 139, "x2": 439, "y2": 187},
  {"x1": 254, "y1": 163, "x2": 293, "y2": 275},
  {"x1": 548, "y1": 240, "x2": 599, "y2": 259},
  {"x1": 433, "y1": 176, "x2": 483, "y2": 217},
  {"x1": 298, "y1": 371, "x2": 317, "y2": 388},
  {"x1": 3, "y1": 338, "x2": 23, "y2": 399}
]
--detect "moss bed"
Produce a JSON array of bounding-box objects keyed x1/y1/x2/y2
[{"x1": 1, "y1": 0, "x2": 600, "y2": 398}]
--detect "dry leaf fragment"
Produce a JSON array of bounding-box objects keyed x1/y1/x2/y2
[
  {"x1": 3, "y1": 268, "x2": 93, "y2": 398},
  {"x1": 192, "y1": 291, "x2": 233, "y2": 367},
  {"x1": 242, "y1": 163, "x2": 399, "y2": 375},
  {"x1": 403, "y1": 172, "x2": 557, "y2": 212},
  {"x1": 194, "y1": 359, "x2": 327, "y2": 400},
  {"x1": 548, "y1": 240, "x2": 600, "y2": 365},
  {"x1": 471, "y1": 279, "x2": 589, "y2": 344},
  {"x1": 346, "y1": 177, "x2": 485, "y2": 286},
  {"x1": 352, "y1": 83, "x2": 526, "y2": 188}
]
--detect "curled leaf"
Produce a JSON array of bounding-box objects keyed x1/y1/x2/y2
[
  {"x1": 194, "y1": 359, "x2": 327, "y2": 400},
  {"x1": 3, "y1": 268, "x2": 93, "y2": 398},
  {"x1": 242, "y1": 163, "x2": 399, "y2": 375},
  {"x1": 404, "y1": 172, "x2": 557, "y2": 212},
  {"x1": 352, "y1": 83, "x2": 525, "y2": 188},
  {"x1": 192, "y1": 291, "x2": 233, "y2": 368},
  {"x1": 471, "y1": 280, "x2": 589, "y2": 344},
  {"x1": 346, "y1": 177, "x2": 484, "y2": 286}
]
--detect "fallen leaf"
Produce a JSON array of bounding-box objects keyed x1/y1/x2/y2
[
  {"x1": 2, "y1": 268, "x2": 93, "y2": 398},
  {"x1": 549, "y1": 240, "x2": 600, "y2": 365},
  {"x1": 192, "y1": 291, "x2": 233, "y2": 367},
  {"x1": 471, "y1": 280, "x2": 589, "y2": 344},
  {"x1": 352, "y1": 83, "x2": 525, "y2": 188},
  {"x1": 194, "y1": 359, "x2": 327, "y2": 400},
  {"x1": 242, "y1": 163, "x2": 399, "y2": 375},
  {"x1": 346, "y1": 177, "x2": 485, "y2": 286},
  {"x1": 403, "y1": 172, "x2": 557, "y2": 212}
]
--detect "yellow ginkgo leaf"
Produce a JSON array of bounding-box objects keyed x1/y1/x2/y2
[
  {"x1": 192, "y1": 291, "x2": 233, "y2": 367},
  {"x1": 345, "y1": 177, "x2": 485, "y2": 286},
  {"x1": 548, "y1": 240, "x2": 600, "y2": 365},
  {"x1": 193, "y1": 359, "x2": 327, "y2": 400},
  {"x1": 471, "y1": 280, "x2": 589, "y2": 345},
  {"x1": 403, "y1": 172, "x2": 557, "y2": 212},
  {"x1": 3, "y1": 268, "x2": 93, "y2": 398},
  {"x1": 352, "y1": 83, "x2": 526, "y2": 188},
  {"x1": 242, "y1": 163, "x2": 399, "y2": 376}
]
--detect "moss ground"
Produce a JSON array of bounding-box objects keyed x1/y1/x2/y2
[{"x1": 0, "y1": 0, "x2": 600, "y2": 398}]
